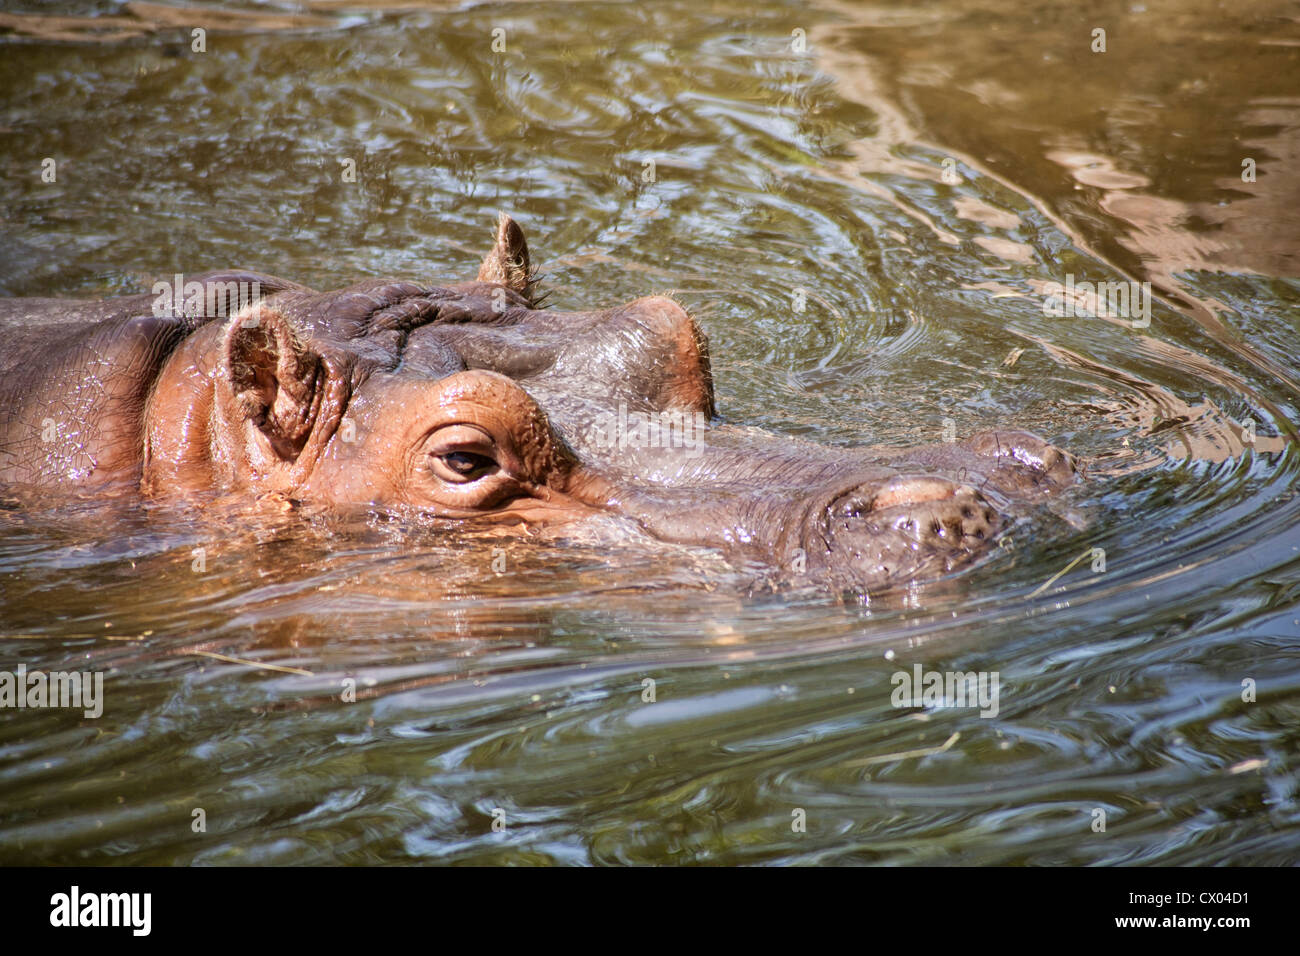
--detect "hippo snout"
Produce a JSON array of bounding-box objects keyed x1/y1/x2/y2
[{"x1": 805, "y1": 476, "x2": 1003, "y2": 586}]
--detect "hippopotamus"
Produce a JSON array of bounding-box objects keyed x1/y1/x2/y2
[{"x1": 0, "y1": 215, "x2": 1076, "y2": 591}]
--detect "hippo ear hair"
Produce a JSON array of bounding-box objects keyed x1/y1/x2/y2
[
  {"x1": 220, "y1": 304, "x2": 321, "y2": 461},
  {"x1": 476, "y1": 212, "x2": 537, "y2": 300}
]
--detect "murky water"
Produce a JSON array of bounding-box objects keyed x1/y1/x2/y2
[{"x1": 1, "y1": 0, "x2": 1298, "y2": 864}]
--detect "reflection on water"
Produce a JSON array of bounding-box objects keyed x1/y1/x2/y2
[{"x1": 1, "y1": 0, "x2": 1299, "y2": 864}]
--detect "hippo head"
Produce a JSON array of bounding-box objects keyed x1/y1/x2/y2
[{"x1": 142, "y1": 215, "x2": 1075, "y2": 591}]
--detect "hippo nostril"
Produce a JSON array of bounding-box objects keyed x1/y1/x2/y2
[
  {"x1": 871, "y1": 475, "x2": 962, "y2": 511},
  {"x1": 834, "y1": 492, "x2": 871, "y2": 519},
  {"x1": 813, "y1": 474, "x2": 1006, "y2": 586}
]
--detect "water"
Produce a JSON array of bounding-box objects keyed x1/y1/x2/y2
[{"x1": 1, "y1": 0, "x2": 1298, "y2": 864}]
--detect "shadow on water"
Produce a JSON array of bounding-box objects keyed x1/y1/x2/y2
[{"x1": 0, "y1": 0, "x2": 1298, "y2": 864}]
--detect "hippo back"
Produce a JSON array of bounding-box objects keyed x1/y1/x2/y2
[{"x1": 0, "y1": 272, "x2": 308, "y2": 488}]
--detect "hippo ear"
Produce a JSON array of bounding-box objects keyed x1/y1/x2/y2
[
  {"x1": 476, "y1": 212, "x2": 533, "y2": 297},
  {"x1": 220, "y1": 305, "x2": 322, "y2": 462}
]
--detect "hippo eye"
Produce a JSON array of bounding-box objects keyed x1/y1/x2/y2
[{"x1": 432, "y1": 450, "x2": 497, "y2": 484}]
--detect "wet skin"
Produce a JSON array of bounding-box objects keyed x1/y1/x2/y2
[{"x1": 0, "y1": 215, "x2": 1076, "y2": 591}]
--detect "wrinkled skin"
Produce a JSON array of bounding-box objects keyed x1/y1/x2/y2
[{"x1": 0, "y1": 215, "x2": 1076, "y2": 591}]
